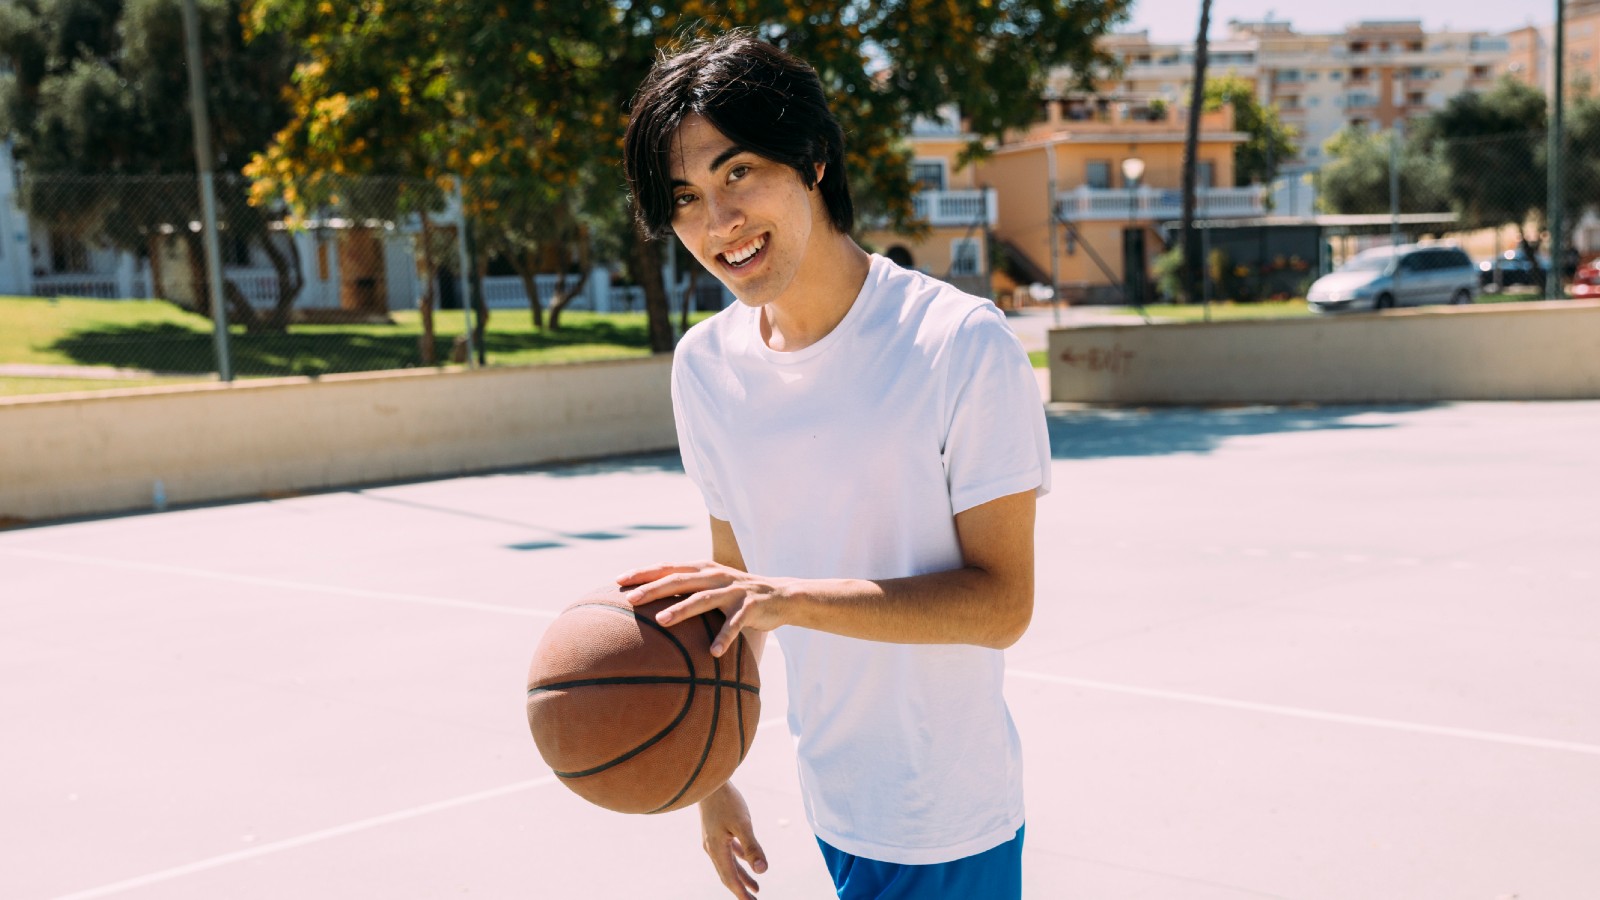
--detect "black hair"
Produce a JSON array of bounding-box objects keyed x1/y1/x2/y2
[{"x1": 623, "y1": 30, "x2": 854, "y2": 240}]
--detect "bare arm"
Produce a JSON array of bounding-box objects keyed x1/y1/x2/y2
[{"x1": 617, "y1": 489, "x2": 1036, "y2": 657}]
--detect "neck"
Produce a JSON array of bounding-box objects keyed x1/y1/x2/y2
[{"x1": 761, "y1": 233, "x2": 871, "y2": 352}]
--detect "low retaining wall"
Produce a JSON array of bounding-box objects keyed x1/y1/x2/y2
[
  {"x1": 0, "y1": 357, "x2": 677, "y2": 523},
  {"x1": 1049, "y1": 301, "x2": 1600, "y2": 405}
]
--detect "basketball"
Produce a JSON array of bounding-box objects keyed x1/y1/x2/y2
[{"x1": 526, "y1": 585, "x2": 761, "y2": 814}]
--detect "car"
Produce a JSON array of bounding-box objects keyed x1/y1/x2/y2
[
  {"x1": 1478, "y1": 250, "x2": 1549, "y2": 290},
  {"x1": 1570, "y1": 262, "x2": 1600, "y2": 299},
  {"x1": 1307, "y1": 244, "x2": 1478, "y2": 313}
]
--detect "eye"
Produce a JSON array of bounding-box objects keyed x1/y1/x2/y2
[
  {"x1": 728, "y1": 164, "x2": 751, "y2": 182},
  {"x1": 673, "y1": 192, "x2": 696, "y2": 208}
]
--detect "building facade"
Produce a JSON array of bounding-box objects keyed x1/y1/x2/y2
[{"x1": 1097, "y1": 19, "x2": 1512, "y2": 172}]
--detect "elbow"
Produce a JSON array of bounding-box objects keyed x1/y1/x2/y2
[{"x1": 985, "y1": 589, "x2": 1033, "y2": 650}]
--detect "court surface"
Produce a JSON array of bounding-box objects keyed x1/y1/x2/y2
[{"x1": 4, "y1": 400, "x2": 1597, "y2": 899}]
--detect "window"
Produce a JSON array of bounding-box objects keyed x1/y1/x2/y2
[
  {"x1": 950, "y1": 238, "x2": 983, "y2": 276},
  {"x1": 1331, "y1": 71, "x2": 1344, "y2": 81},
  {"x1": 1308, "y1": 96, "x2": 1321, "y2": 107},
  {"x1": 911, "y1": 160, "x2": 947, "y2": 192},
  {"x1": 1086, "y1": 160, "x2": 1112, "y2": 189},
  {"x1": 1196, "y1": 161, "x2": 1216, "y2": 188}
]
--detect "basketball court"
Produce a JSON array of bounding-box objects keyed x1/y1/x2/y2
[{"x1": 4, "y1": 400, "x2": 1598, "y2": 899}]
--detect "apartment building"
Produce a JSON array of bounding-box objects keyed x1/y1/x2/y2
[
  {"x1": 862, "y1": 95, "x2": 1260, "y2": 303},
  {"x1": 1096, "y1": 19, "x2": 1511, "y2": 171},
  {"x1": 1504, "y1": 1, "x2": 1600, "y2": 97}
]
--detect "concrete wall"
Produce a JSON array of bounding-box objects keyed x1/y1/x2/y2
[
  {"x1": 1049, "y1": 301, "x2": 1600, "y2": 405},
  {"x1": 0, "y1": 357, "x2": 676, "y2": 524}
]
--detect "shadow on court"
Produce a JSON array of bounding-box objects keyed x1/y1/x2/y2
[{"x1": 1045, "y1": 404, "x2": 1436, "y2": 460}]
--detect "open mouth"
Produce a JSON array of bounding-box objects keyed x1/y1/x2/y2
[{"x1": 719, "y1": 234, "x2": 767, "y2": 271}]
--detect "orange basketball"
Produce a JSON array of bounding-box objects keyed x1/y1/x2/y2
[{"x1": 526, "y1": 585, "x2": 760, "y2": 814}]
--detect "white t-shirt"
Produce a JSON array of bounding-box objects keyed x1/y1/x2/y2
[{"x1": 670, "y1": 253, "x2": 1052, "y2": 865}]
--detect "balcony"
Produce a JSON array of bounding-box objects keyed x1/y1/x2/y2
[
  {"x1": 912, "y1": 188, "x2": 998, "y2": 227},
  {"x1": 1054, "y1": 185, "x2": 1267, "y2": 221}
]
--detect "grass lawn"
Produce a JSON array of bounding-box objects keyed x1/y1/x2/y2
[
  {"x1": 1107, "y1": 300, "x2": 1315, "y2": 321},
  {"x1": 0, "y1": 296, "x2": 707, "y2": 392}
]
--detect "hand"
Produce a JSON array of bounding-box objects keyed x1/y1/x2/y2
[
  {"x1": 698, "y1": 782, "x2": 767, "y2": 899},
  {"x1": 616, "y1": 562, "x2": 791, "y2": 658}
]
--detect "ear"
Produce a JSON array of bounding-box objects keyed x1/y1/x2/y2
[{"x1": 811, "y1": 162, "x2": 825, "y2": 190}]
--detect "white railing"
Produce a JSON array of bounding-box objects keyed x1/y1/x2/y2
[
  {"x1": 912, "y1": 188, "x2": 998, "y2": 227},
  {"x1": 1054, "y1": 185, "x2": 1266, "y2": 222},
  {"x1": 31, "y1": 274, "x2": 121, "y2": 298}
]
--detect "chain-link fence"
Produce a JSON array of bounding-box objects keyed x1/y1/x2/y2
[
  {"x1": 0, "y1": 173, "x2": 729, "y2": 397},
  {"x1": 1133, "y1": 128, "x2": 1600, "y2": 306}
]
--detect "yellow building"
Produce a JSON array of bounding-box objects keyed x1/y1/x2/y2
[{"x1": 864, "y1": 98, "x2": 1261, "y2": 305}]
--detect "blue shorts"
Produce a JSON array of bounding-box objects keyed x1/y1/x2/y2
[{"x1": 816, "y1": 825, "x2": 1025, "y2": 900}]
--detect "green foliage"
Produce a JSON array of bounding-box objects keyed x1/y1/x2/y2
[
  {"x1": 1203, "y1": 73, "x2": 1297, "y2": 186},
  {"x1": 246, "y1": 1, "x2": 1133, "y2": 348},
  {"x1": 1318, "y1": 125, "x2": 1449, "y2": 215},
  {"x1": 0, "y1": 0, "x2": 301, "y2": 328},
  {"x1": 1409, "y1": 77, "x2": 1546, "y2": 230}
]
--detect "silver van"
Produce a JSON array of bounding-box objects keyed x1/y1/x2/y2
[{"x1": 1307, "y1": 244, "x2": 1478, "y2": 313}]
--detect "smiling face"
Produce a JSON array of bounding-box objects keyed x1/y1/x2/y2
[{"x1": 668, "y1": 114, "x2": 832, "y2": 310}]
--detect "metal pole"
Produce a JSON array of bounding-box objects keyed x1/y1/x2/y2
[
  {"x1": 452, "y1": 176, "x2": 475, "y2": 366},
  {"x1": 1047, "y1": 141, "x2": 1060, "y2": 325},
  {"x1": 181, "y1": 0, "x2": 231, "y2": 382},
  {"x1": 1389, "y1": 123, "x2": 1402, "y2": 247},
  {"x1": 1201, "y1": 220, "x2": 1212, "y2": 321},
  {"x1": 1549, "y1": 0, "x2": 1566, "y2": 300}
]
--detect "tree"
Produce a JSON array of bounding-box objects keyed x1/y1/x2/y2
[
  {"x1": 1412, "y1": 78, "x2": 1546, "y2": 243},
  {"x1": 249, "y1": 1, "x2": 1133, "y2": 353},
  {"x1": 0, "y1": 0, "x2": 300, "y2": 330},
  {"x1": 1178, "y1": 0, "x2": 1211, "y2": 304},
  {"x1": 1203, "y1": 73, "x2": 1298, "y2": 187},
  {"x1": 1317, "y1": 125, "x2": 1449, "y2": 215}
]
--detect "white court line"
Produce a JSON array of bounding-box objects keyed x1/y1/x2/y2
[
  {"x1": 1009, "y1": 669, "x2": 1600, "y2": 757},
  {"x1": 0, "y1": 546, "x2": 556, "y2": 619},
  {"x1": 51, "y1": 715, "x2": 789, "y2": 900},
  {"x1": 48, "y1": 776, "x2": 560, "y2": 900}
]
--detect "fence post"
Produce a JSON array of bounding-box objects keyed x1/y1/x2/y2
[
  {"x1": 181, "y1": 0, "x2": 232, "y2": 382},
  {"x1": 452, "y1": 176, "x2": 475, "y2": 367}
]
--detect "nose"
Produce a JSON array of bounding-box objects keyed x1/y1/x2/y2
[{"x1": 704, "y1": 192, "x2": 745, "y2": 241}]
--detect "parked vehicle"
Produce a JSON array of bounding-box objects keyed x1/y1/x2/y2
[
  {"x1": 1478, "y1": 250, "x2": 1549, "y2": 291},
  {"x1": 1307, "y1": 244, "x2": 1478, "y2": 313},
  {"x1": 1570, "y1": 262, "x2": 1600, "y2": 299}
]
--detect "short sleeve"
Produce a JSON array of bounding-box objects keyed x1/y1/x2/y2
[
  {"x1": 941, "y1": 306, "x2": 1053, "y2": 515},
  {"x1": 671, "y1": 357, "x2": 729, "y2": 520}
]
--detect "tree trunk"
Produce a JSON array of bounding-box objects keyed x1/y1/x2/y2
[
  {"x1": 680, "y1": 262, "x2": 698, "y2": 335},
  {"x1": 470, "y1": 228, "x2": 489, "y2": 366},
  {"x1": 546, "y1": 236, "x2": 593, "y2": 332},
  {"x1": 629, "y1": 231, "x2": 674, "y2": 353},
  {"x1": 508, "y1": 248, "x2": 545, "y2": 330},
  {"x1": 1179, "y1": 0, "x2": 1212, "y2": 304},
  {"x1": 415, "y1": 212, "x2": 439, "y2": 366},
  {"x1": 260, "y1": 230, "x2": 304, "y2": 333}
]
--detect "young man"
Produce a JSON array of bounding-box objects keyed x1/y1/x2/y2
[{"x1": 618, "y1": 31, "x2": 1051, "y2": 900}]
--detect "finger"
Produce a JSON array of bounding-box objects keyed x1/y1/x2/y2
[
  {"x1": 732, "y1": 833, "x2": 768, "y2": 875},
  {"x1": 615, "y1": 563, "x2": 702, "y2": 588},
  {"x1": 711, "y1": 845, "x2": 756, "y2": 900},
  {"x1": 655, "y1": 587, "x2": 739, "y2": 626},
  {"x1": 709, "y1": 608, "x2": 746, "y2": 658},
  {"x1": 625, "y1": 570, "x2": 728, "y2": 606}
]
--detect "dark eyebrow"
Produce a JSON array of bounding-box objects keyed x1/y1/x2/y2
[{"x1": 670, "y1": 145, "x2": 752, "y2": 188}]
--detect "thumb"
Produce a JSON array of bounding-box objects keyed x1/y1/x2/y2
[{"x1": 732, "y1": 832, "x2": 768, "y2": 874}]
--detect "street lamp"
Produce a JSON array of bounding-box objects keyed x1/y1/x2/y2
[{"x1": 1122, "y1": 157, "x2": 1146, "y2": 305}]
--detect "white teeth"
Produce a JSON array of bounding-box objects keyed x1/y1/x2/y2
[{"x1": 723, "y1": 236, "x2": 765, "y2": 265}]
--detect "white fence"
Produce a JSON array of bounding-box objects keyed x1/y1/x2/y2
[
  {"x1": 1056, "y1": 185, "x2": 1266, "y2": 222},
  {"x1": 913, "y1": 189, "x2": 999, "y2": 227}
]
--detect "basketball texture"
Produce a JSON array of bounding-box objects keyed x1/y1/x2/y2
[{"x1": 526, "y1": 585, "x2": 760, "y2": 814}]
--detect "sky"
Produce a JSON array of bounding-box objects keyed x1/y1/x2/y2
[{"x1": 1125, "y1": 0, "x2": 1551, "y2": 43}]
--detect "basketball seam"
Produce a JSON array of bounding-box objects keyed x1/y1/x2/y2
[
  {"x1": 735, "y1": 635, "x2": 748, "y2": 763},
  {"x1": 527, "y1": 676, "x2": 758, "y2": 696},
  {"x1": 647, "y1": 616, "x2": 724, "y2": 814},
  {"x1": 538, "y1": 602, "x2": 697, "y2": 781}
]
